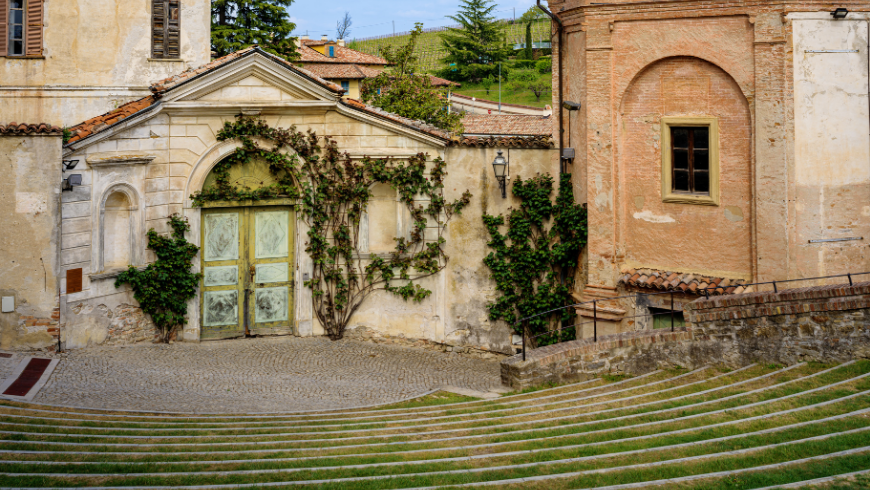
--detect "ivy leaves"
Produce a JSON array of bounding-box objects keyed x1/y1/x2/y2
[
  {"x1": 192, "y1": 115, "x2": 471, "y2": 341},
  {"x1": 115, "y1": 215, "x2": 203, "y2": 343},
  {"x1": 483, "y1": 173, "x2": 587, "y2": 347}
]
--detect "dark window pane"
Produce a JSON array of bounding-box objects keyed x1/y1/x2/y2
[
  {"x1": 11, "y1": 10, "x2": 23, "y2": 23},
  {"x1": 673, "y1": 149, "x2": 689, "y2": 169},
  {"x1": 694, "y1": 128, "x2": 709, "y2": 149},
  {"x1": 674, "y1": 170, "x2": 690, "y2": 192},
  {"x1": 694, "y1": 171, "x2": 710, "y2": 194},
  {"x1": 11, "y1": 41, "x2": 23, "y2": 56},
  {"x1": 12, "y1": 25, "x2": 23, "y2": 39},
  {"x1": 10, "y1": 0, "x2": 23, "y2": 8},
  {"x1": 672, "y1": 128, "x2": 689, "y2": 148},
  {"x1": 694, "y1": 150, "x2": 709, "y2": 170}
]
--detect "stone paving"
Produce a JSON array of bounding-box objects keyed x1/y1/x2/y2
[{"x1": 23, "y1": 337, "x2": 503, "y2": 413}]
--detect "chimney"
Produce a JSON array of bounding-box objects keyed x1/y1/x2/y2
[
  {"x1": 337, "y1": 39, "x2": 345, "y2": 47},
  {"x1": 321, "y1": 34, "x2": 329, "y2": 41},
  {"x1": 300, "y1": 35, "x2": 309, "y2": 40}
]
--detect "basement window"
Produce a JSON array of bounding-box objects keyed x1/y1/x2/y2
[
  {"x1": 661, "y1": 117, "x2": 720, "y2": 206},
  {"x1": 649, "y1": 307, "x2": 686, "y2": 330}
]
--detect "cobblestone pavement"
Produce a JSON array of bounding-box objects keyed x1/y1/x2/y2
[{"x1": 26, "y1": 337, "x2": 503, "y2": 413}]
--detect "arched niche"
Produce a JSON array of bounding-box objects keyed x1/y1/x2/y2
[
  {"x1": 98, "y1": 184, "x2": 142, "y2": 272},
  {"x1": 617, "y1": 56, "x2": 752, "y2": 276}
]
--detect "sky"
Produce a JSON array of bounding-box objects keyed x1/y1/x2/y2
[{"x1": 288, "y1": 0, "x2": 546, "y2": 40}]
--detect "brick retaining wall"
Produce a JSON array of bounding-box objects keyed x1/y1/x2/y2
[{"x1": 501, "y1": 282, "x2": 870, "y2": 389}]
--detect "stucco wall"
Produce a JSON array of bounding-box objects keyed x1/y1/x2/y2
[
  {"x1": 0, "y1": 133, "x2": 62, "y2": 350},
  {"x1": 791, "y1": 13, "x2": 870, "y2": 277},
  {"x1": 0, "y1": 0, "x2": 211, "y2": 126}
]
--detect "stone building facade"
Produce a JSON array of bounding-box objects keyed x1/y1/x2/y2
[
  {"x1": 0, "y1": 0, "x2": 210, "y2": 126},
  {"x1": 547, "y1": 0, "x2": 870, "y2": 335}
]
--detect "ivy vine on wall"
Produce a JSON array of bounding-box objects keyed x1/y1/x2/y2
[
  {"x1": 115, "y1": 215, "x2": 203, "y2": 343},
  {"x1": 191, "y1": 115, "x2": 472, "y2": 340},
  {"x1": 482, "y1": 173, "x2": 587, "y2": 347}
]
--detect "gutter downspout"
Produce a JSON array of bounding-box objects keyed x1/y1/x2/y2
[{"x1": 537, "y1": 0, "x2": 564, "y2": 175}]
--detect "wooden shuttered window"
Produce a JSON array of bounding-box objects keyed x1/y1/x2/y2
[
  {"x1": 0, "y1": 0, "x2": 43, "y2": 57},
  {"x1": 25, "y1": 0, "x2": 43, "y2": 56},
  {"x1": 151, "y1": 0, "x2": 180, "y2": 59},
  {"x1": 0, "y1": 0, "x2": 7, "y2": 56}
]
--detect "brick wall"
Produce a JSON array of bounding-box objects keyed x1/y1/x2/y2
[{"x1": 501, "y1": 281, "x2": 870, "y2": 389}]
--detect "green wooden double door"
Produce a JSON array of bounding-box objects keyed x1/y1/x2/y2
[{"x1": 200, "y1": 206, "x2": 295, "y2": 340}]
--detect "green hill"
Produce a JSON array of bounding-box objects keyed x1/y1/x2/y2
[{"x1": 349, "y1": 19, "x2": 552, "y2": 73}]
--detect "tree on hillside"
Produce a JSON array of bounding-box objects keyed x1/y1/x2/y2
[
  {"x1": 439, "y1": 0, "x2": 511, "y2": 81},
  {"x1": 212, "y1": 0, "x2": 298, "y2": 58},
  {"x1": 336, "y1": 12, "x2": 352, "y2": 40},
  {"x1": 518, "y1": 6, "x2": 545, "y2": 60},
  {"x1": 362, "y1": 24, "x2": 463, "y2": 133}
]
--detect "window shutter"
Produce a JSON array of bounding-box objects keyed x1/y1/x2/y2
[
  {"x1": 25, "y1": 0, "x2": 43, "y2": 56},
  {"x1": 152, "y1": 0, "x2": 179, "y2": 59},
  {"x1": 0, "y1": 0, "x2": 8, "y2": 56}
]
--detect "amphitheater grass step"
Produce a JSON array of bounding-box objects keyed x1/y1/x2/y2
[{"x1": 0, "y1": 361, "x2": 868, "y2": 489}]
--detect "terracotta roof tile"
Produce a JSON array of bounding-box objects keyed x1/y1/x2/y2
[
  {"x1": 0, "y1": 123, "x2": 63, "y2": 135},
  {"x1": 66, "y1": 96, "x2": 157, "y2": 144},
  {"x1": 429, "y1": 75, "x2": 460, "y2": 87},
  {"x1": 461, "y1": 114, "x2": 553, "y2": 137},
  {"x1": 301, "y1": 63, "x2": 374, "y2": 80},
  {"x1": 451, "y1": 135, "x2": 554, "y2": 149},
  {"x1": 619, "y1": 267, "x2": 751, "y2": 296},
  {"x1": 298, "y1": 41, "x2": 389, "y2": 65},
  {"x1": 150, "y1": 47, "x2": 344, "y2": 94}
]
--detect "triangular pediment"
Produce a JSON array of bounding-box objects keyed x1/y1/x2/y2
[
  {"x1": 195, "y1": 75, "x2": 299, "y2": 102},
  {"x1": 165, "y1": 51, "x2": 342, "y2": 104}
]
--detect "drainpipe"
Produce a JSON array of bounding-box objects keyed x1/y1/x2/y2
[{"x1": 536, "y1": 0, "x2": 564, "y2": 175}]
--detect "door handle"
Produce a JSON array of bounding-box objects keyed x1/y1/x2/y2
[{"x1": 249, "y1": 265, "x2": 256, "y2": 282}]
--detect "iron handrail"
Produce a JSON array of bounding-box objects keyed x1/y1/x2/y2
[{"x1": 515, "y1": 271, "x2": 870, "y2": 361}]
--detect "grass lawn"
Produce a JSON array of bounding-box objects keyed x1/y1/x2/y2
[{"x1": 452, "y1": 79, "x2": 553, "y2": 109}]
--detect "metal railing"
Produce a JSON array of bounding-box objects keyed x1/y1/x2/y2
[{"x1": 515, "y1": 271, "x2": 870, "y2": 361}]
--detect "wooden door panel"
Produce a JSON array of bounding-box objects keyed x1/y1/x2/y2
[
  {"x1": 201, "y1": 209, "x2": 245, "y2": 340},
  {"x1": 247, "y1": 207, "x2": 295, "y2": 336}
]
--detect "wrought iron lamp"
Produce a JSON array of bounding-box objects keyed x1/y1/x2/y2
[
  {"x1": 491, "y1": 150, "x2": 509, "y2": 198},
  {"x1": 62, "y1": 159, "x2": 79, "y2": 171},
  {"x1": 832, "y1": 8, "x2": 849, "y2": 19}
]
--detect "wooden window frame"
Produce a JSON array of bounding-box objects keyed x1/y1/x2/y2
[
  {"x1": 7, "y1": 0, "x2": 24, "y2": 56},
  {"x1": 661, "y1": 116, "x2": 720, "y2": 206},
  {"x1": 151, "y1": 0, "x2": 180, "y2": 60}
]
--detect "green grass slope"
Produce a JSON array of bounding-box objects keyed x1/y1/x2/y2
[{"x1": 2, "y1": 361, "x2": 870, "y2": 488}]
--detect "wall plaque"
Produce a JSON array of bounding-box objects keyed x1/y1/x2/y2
[{"x1": 67, "y1": 268, "x2": 83, "y2": 294}]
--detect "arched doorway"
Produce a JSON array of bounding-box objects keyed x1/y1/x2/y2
[{"x1": 199, "y1": 157, "x2": 296, "y2": 340}]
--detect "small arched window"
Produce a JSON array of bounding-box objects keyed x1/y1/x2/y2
[{"x1": 103, "y1": 192, "x2": 134, "y2": 269}]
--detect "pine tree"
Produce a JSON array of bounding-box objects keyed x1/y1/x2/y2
[
  {"x1": 440, "y1": 0, "x2": 510, "y2": 81},
  {"x1": 212, "y1": 0, "x2": 298, "y2": 59}
]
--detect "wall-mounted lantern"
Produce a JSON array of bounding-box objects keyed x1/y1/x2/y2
[
  {"x1": 62, "y1": 174, "x2": 82, "y2": 192},
  {"x1": 832, "y1": 8, "x2": 849, "y2": 19},
  {"x1": 62, "y1": 159, "x2": 79, "y2": 171},
  {"x1": 492, "y1": 150, "x2": 509, "y2": 198}
]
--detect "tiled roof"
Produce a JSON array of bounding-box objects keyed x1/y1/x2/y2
[
  {"x1": 339, "y1": 98, "x2": 451, "y2": 141},
  {"x1": 301, "y1": 63, "x2": 381, "y2": 80},
  {"x1": 0, "y1": 123, "x2": 63, "y2": 135},
  {"x1": 462, "y1": 114, "x2": 553, "y2": 136},
  {"x1": 429, "y1": 75, "x2": 460, "y2": 87},
  {"x1": 619, "y1": 268, "x2": 752, "y2": 296},
  {"x1": 452, "y1": 135, "x2": 554, "y2": 149},
  {"x1": 298, "y1": 40, "x2": 389, "y2": 65},
  {"x1": 66, "y1": 96, "x2": 157, "y2": 144},
  {"x1": 151, "y1": 47, "x2": 344, "y2": 94}
]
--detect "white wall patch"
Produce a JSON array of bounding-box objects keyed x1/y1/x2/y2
[{"x1": 633, "y1": 210, "x2": 676, "y2": 223}]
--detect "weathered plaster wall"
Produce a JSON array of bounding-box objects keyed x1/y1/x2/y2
[
  {"x1": 0, "y1": 134, "x2": 62, "y2": 350},
  {"x1": 791, "y1": 13, "x2": 870, "y2": 277},
  {"x1": 0, "y1": 0, "x2": 211, "y2": 126}
]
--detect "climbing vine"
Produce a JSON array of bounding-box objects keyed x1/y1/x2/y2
[
  {"x1": 115, "y1": 215, "x2": 203, "y2": 343},
  {"x1": 191, "y1": 115, "x2": 472, "y2": 340},
  {"x1": 482, "y1": 173, "x2": 587, "y2": 347}
]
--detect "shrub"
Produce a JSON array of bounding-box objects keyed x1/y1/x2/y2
[
  {"x1": 509, "y1": 69, "x2": 538, "y2": 83},
  {"x1": 536, "y1": 57, "x2": 552, "y2": 74}
]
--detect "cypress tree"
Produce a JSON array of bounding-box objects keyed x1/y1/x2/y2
[
  {"x1": 440, "y1": 0, "x2": 510, "y2": 80},
  {"x1": 212, "y1": 0, "x2": 298, "y2": 59},
  {"x1": 523, "y1": 22, "x2": 533, "y2": 60}
]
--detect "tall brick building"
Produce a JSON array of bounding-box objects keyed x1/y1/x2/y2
[{"x1": 547, "y1": 1, "x2": 870, "y2": 334}]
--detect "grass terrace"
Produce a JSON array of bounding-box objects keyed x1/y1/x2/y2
[{"x1": 2, "y1": 361, "x2": 870, "y2": 488}]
